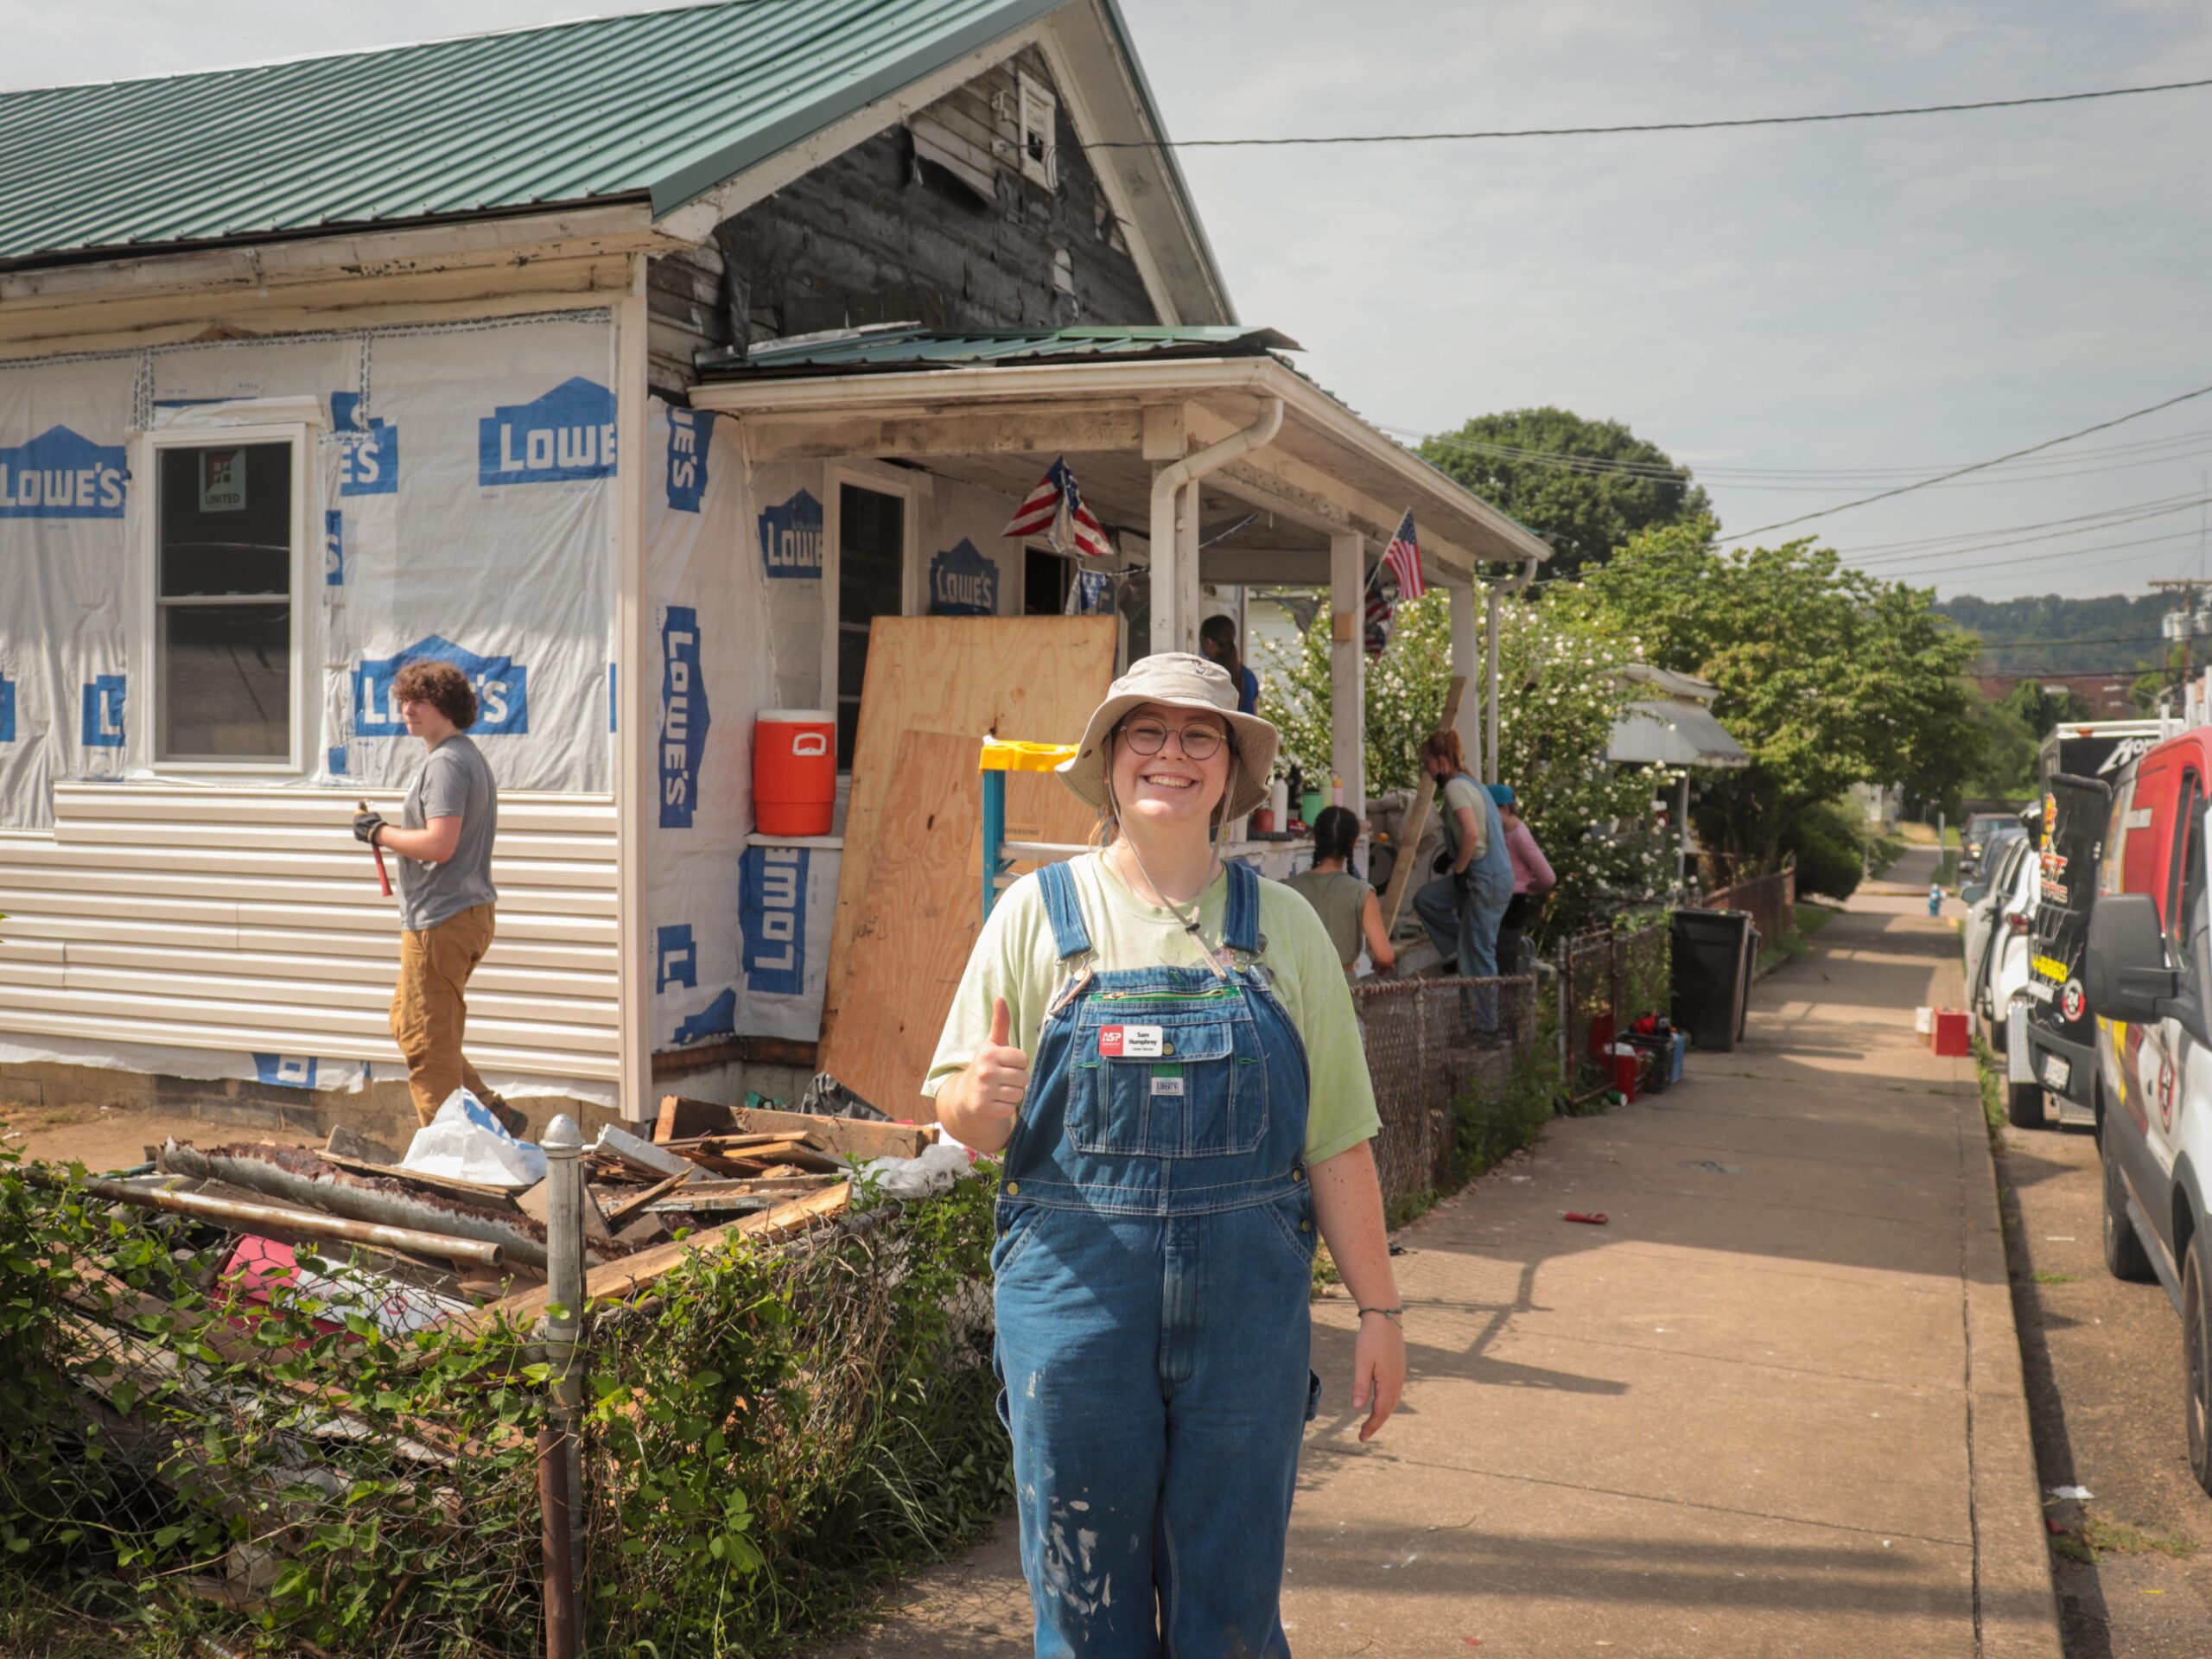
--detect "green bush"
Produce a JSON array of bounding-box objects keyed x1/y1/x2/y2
[
  {"x1": 1786, "y1": 803, "x2": 1865, "y2": 901},
  {"x1": 0, "y1": 1148, "x2": 1004, "y2": 1657}
]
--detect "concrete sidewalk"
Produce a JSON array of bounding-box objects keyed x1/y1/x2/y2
[{"x1": 818, "y1": 847, "x2": 2063, "y2": 1657}]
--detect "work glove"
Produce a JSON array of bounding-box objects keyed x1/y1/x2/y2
[
  {"x1": 1452, "y1": 867, "x2": 1476, "y2": 895},
  {"x1": 353, "y1": 810, "x2": 387, "y2": 847}
]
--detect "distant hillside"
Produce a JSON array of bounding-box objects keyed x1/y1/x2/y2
[{"x1": 1936, "y1": 594, "x2": 2172, "y2": 674}]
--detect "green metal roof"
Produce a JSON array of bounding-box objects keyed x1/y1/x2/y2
[
  {"x1": 0, "y1": 0, "x2": 1066, "y2": 268},
  {"x1": 701, "y1": 323, "x2": 1301, "y2": 377}
]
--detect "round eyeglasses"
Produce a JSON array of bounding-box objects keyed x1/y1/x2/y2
[{"x1": 1119, "y1": 720, "x2": 1228, "y2": 761}]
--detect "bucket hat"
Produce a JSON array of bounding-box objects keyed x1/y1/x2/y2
[{"x1": 1057, "y1": 652, "x2": 1279, "y2": 823}]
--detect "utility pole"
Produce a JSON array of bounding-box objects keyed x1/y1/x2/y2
[{"x1": 2150, "y1": 578, "x2": 2207, "y2": 712}]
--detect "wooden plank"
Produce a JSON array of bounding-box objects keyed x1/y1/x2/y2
[
  {"x1": 710, "y1": 1098, "x2": 938, "y2": 1160},
  {"x1": 816, "y1": 730, "x2": 991, "y2": 1123},
  {"x1": 820, "y1": 617, "x2": 1117, "y2": 1056},
  {"x1": 463, "y1": 1182, "x2": 852, "y2": 1332},
  {"x1": 655, "y1": 1095, "x2": 734, "y2": 1144},
  {"x1": 1379, "y1": 676, "x2": 1467, "y2": 936}
]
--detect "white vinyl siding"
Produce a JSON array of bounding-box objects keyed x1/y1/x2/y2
[{"x1": 0, "y1": 785, "x2": 620, "y2": 1081}]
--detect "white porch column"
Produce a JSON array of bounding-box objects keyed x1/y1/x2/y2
[
  {"x1": 1485, "y1": 585, "x2": 1503, "y2": 785},
  {"x1": 1147, "y1": 467, "x2": 1180, "y2": 658},
  {"x1": 1329, "y1": 529, "x2": 1367, "y2": 821},
  {"x1": 1178, "y1": 483, "x2": 1203, "y2": 655},
  {"x1": 1446, "y1": 575, "x2": 1482, "y2": 777}
]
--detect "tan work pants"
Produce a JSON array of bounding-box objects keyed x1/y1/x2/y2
[{"x1": 390, "y1": 903, "x2": 505, "y2": 1127}]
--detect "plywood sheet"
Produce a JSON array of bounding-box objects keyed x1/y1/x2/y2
[
  {"x1": 820, "y1": 615, "x2": 1116, "y2": 1053},
  {"x1": 817, "y1": 732, "x2": 984, "y2": 1119}
]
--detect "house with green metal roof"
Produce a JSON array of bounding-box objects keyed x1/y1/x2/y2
[{"x1": 0, "y1": 0, "x2": 1544, "y2": 1128}]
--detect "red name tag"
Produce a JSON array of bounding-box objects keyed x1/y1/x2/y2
[{"x1": 1098, "y1": 1024, "x2": 1165, "y2": 1058}]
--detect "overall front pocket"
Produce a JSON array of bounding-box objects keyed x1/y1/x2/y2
[{"x1": 1069, "y1": 1014, "x2": 1269, "y2": 1157}]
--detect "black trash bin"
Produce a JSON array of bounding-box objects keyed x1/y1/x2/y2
[{"x1": 1672, "y1": 908, "x2": 1754, "y2": 1053}]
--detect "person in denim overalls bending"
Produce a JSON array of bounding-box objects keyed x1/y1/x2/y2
[{"x1": 929, "y1": 653, "x2": 1405, "y2": 1658}]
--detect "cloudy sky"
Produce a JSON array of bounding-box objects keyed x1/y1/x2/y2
[{"x1": 9, "y1": 0, "x2": 2210, "y2": 601}]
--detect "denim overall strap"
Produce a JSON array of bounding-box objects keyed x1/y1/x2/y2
[
  {"x1": 1035, "y1": 858, "x2": 1092, "y2": 961},
  {"x1": 1223, "y1": 857, "x2": 1262, "y2": 957}
]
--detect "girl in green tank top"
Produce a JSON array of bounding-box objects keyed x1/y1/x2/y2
[{"x1": 1283, "y1": 806, "x2": 1397, "y2": 975}]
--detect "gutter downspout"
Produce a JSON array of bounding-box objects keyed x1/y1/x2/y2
[
  {"x1": 1148, "y1": 397, "x2": 1284, "y2": 656},
  {"x1": 1486, "y1": 556, "x2": 1541, "y2": 785}
]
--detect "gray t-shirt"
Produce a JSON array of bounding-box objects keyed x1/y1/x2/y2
[{"x1": 396, "y1": 734, "x2": 499, "y2": 931}]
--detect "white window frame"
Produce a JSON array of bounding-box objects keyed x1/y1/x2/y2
[
  {"x1": 1017, "y1": 70, "x2": 1058, "y2": 190},
  {"x1": 135, "y1": 421, "x2": 315, "y2": 775},
  {"x1": 821, "y1": 463, "x2": 925, "y2": 731}
]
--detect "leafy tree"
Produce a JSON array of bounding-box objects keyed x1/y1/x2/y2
[
  {"x1": 1568, "y1": 519, "x2": 1982, "y2": 875},
  {"x1": 1417, "y1": 407, "x2": 1713, "y2": 580},
  {"x1": 1258, "y1": 591, "x2": 1676, "y2": 938}
]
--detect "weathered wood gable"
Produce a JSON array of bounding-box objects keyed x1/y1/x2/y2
[{"x1": 646, "y1": 47, "x2": 1157, "y2": 396}]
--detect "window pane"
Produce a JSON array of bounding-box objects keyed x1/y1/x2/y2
[
  {"x1": 159, "y1": 604, "x2": 289, "y2": 759},
  {"x1": 836, "y1": 486, "x2": 905, "y2": 773},
  {"x1": 159, "y1": 443, "x2": 291, "y2": 596}
]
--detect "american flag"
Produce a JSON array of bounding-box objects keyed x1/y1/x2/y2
[
  {"x1": 1003, "y1": 455, "x2": 1113, "y2": 559},
  {"x1": 1364, "y1": 567, "x2": 1398, "y2": 660},
  {"x1": 1382, "y1": 509, "x2": 1425, "y2": 600}
]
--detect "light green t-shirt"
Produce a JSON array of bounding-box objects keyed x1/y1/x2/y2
[
  {"x1": 924, "y1": 853, "x2": 1381, "y2": 1167},
  {"x1": 1440, "y1": 774, "x2": 1487, "y2": 861}
]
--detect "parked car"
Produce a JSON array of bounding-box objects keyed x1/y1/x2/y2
[
  {"x1": 1962, "y1": 834, "x2": 2033, "y2": 1022},
  {"x1": 2078, "y1": 731, "x2": 2212, "y2": 1495},
  {"x1": 1961, "y1": 812, "x2": 2025, "y2": 884},
  {"x1": 1975, "y1": 839, "x2": 2046, "y2": 1127}
]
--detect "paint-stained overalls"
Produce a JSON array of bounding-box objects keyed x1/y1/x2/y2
[{"x1": 994, "y1": 858, "x2": 1319, "y2": 1659}]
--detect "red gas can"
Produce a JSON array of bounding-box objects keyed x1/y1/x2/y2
[{"x1": 753, "y1": 710, "x2": 835, "y2": 836}]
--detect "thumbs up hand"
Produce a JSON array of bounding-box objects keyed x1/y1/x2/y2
[{"x1": 970, "y1": 996, "x2": 1030, "y2": 1122}]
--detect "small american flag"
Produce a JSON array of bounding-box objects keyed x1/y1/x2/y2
[
  {"x1": 1364, "y1": 568, "x2": 1398, "y2": 660},
  {"x1": 1004, "y1": 455, "x2": 1113, "y2": 559},
  {"x1": 1382, "y1": 509, "x2": 1425, "y2": 600}
]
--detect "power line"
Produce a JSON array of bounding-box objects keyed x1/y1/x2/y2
[
  {"x1": 1889, "y1": 526, "x2": 2209, "y2": 580},
  {"x1": 1718, "y1": 379, "x2": 2212, "y2": 542},
  {"x1": 1842, "y1": 494, "x2": 2212, "y2": 564},
  {"x1": 1084, "y1": 75, "x2": 2212, "y2": 149}
]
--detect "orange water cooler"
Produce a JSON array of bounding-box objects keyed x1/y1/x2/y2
[{"x1": 753, "y1": 710, "x2": 835, "y2": 836}]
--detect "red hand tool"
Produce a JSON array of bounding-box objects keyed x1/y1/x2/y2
[{"x1": 359, "y1": 799, "x2": 392, "y2": 897}]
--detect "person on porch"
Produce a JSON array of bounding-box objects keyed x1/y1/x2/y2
[{"x1": 1411, "y1": 729, "x2": 1514, "y2": 1008}]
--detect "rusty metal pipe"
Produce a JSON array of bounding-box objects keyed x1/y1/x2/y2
[
  {"x1": 537, "y1": 1425, "x2": 579, "y2": 1659},
  {"x1": 31, "y1": 1169, "x2": 504, "y2": 1268},
  {"x1": 159, "y1": 1141, "x2": 549, "y2": 1269}
]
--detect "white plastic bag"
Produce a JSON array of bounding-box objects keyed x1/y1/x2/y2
[
  {"x1": 855, "y1": 1140, "x2": 976, "y2": 1201},
  {"x1": 400, "y1": 1089, "x2": 546, "y2": 1187}
]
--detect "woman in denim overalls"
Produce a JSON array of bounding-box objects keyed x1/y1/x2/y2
[{"x1": 933, "y1": 654, "x2": 1406, "y2": 1657}]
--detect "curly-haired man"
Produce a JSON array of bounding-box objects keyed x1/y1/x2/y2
[{"x1": 353, "y1": 660, "x2": 523, "y2": 1134}]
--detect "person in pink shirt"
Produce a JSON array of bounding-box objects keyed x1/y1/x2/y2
[{"x1": 1488, "y1": 785, "x2": 1554, "y2": 976}]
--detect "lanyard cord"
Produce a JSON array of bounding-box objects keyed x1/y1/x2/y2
[{"x1": 1107, "y1": 804, "x2": 1231, "y2": 982}]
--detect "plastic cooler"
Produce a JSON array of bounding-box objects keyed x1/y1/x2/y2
[{"x1": 753, "y1": 710, "x2": 835, "y2": 836}]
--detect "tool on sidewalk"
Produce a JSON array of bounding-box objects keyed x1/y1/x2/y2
[
  {"x1": 359, "y1": 798, "x2": 392, "y2": 897},
  {"x1": 1562, "y1": 1211, "x2": 1609, "y2": 1226}
]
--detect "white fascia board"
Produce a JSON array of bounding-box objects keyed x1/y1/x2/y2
[
  {"x1": 651, "y1": 20, "x2": 1052, "y2": 245},
  {"x1": 1039, "y1": 0, "x2": 1234, "y2": 327},
  {"x1": 0, "y1": 203, "x2": 664, "y2": 306},
  {"x1": 695, "y1": 356, "x2": 1550, "y2": 568}
]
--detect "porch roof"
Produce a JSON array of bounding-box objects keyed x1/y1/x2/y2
[{"x1": 693, "y1": 335, "x2": 1551, "y2": 581}]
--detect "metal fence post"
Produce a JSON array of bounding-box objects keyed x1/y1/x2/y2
[{"x1": 538, "y1": 1114, "x2": 586, "y2": 1659}]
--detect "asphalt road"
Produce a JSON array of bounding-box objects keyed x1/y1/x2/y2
[{"x1": 1998, "y1": 1115, "x2": 2212, "y2": 1655}]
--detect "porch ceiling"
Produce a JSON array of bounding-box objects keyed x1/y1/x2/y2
[{"x1": 692, "y1": 353, "x2": 1551, "y2": 582}]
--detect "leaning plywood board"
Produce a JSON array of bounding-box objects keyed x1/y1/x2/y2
[
  {"x1": 1380, "y1": 676, "x2": 1467, "y2": 935},
  {"x1": 820, "y1": 615, "x2": 1116, "y2": 1053},
  {"x1": 817, "y1": 731, "x2": 990, "y2": 1122}
]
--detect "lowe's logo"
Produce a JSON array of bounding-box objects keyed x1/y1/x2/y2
[
  {"x1": 332, "y1": 391, "x2": 399, "y2": 496},
  {"x1": 758, "y1": 489, "x2": 823, "y2": 579},
  {"x1": 252, "y1": 1054, "x2": 318, "y2": 1089},
  {"x1": 659, "y1": 606, "x2": 710, "y2": 829},
  {"x1": 0, "y1": 426, "x2": 126, "y2": 518},
  {"x1": 353, "y1": 636, "x2": 529, "y2": 736},
  {"x1": 325, "y1": 510, "x2": 345, "y2": 586},
  {"x1": 80, "y1": 675, "x2": 124, "y2": 747},
  {"x1": 478, "y1": 377, "x2": 617, "y2": 486},
  {"x1": 657, "y1": 924, "x2": 697, "y2": 992},
  {"x1": 0, "y1": 675, "x2": 14, "y2": 743},
  {"x1": 928, "y1": 537, "x2": 998, "y2": 616},
  {"x1": 740, "y1": 845, "x2": 808, "y2": 997},
  {"x1": 665, "y1": 406, "x2": 710, "y2": 512}
]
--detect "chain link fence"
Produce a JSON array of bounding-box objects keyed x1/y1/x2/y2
[
  {"x1": 1353, "y1": 975, "x2": 1540, "y2": 1206},
  {"x1": 1558, "y1": 919, "x2": 1674, "y2": 1109}
]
